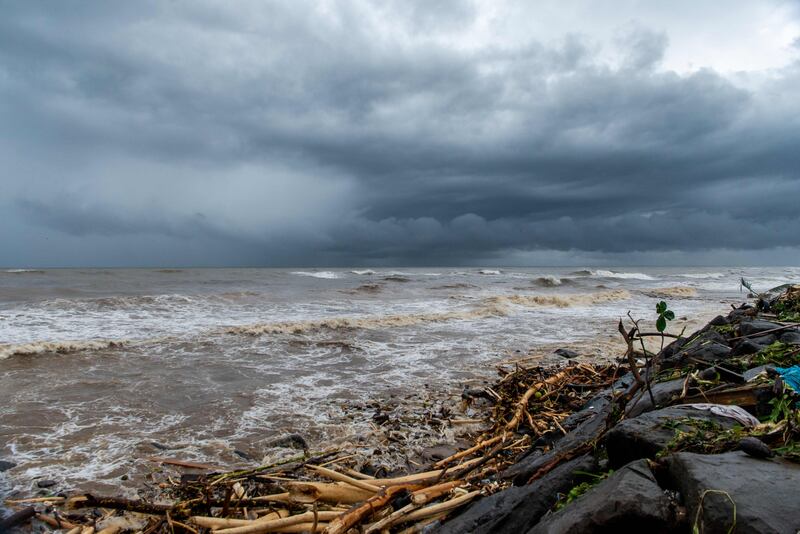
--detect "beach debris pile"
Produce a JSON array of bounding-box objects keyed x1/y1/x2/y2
[{"x1": 4, "y1": 285, "x2": 800, "y2": 533}]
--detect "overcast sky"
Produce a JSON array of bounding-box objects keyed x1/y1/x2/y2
[{"x1": 1, "y1": 0, "x2": 800, "y2": 267}]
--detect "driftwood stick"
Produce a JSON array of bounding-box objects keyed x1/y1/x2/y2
[
  {"x1": 215, "y1": 511, "x2": 337, "y2": 534},
  {"x1": 410, "y1": 480, "x2": 464, "y2": 505},
  {"x1": 506, "y1": 370, "x2": 570, "y2": 431},
  {"x1": 323, "y1": 484, "x2": 420, "y2": 534},
  {"x1": 307, "y1": 465, "x2": 381, "y2": 492},
  {"x1": 71, "y1": 494, "x2": 173, "y2": 516},
  {"x1": 401, "y1": 491, "x2": 480, "y2": 523},
  {"x1": 0, "y1": 506, "x2": 35, "y2": 530},
  {"x1": 433, "y1": 436, "x2": 503, "y2": 468}
]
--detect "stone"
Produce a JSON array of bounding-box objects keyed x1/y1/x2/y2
[
  {"x1": 731, "y1": 335, "x2": 777, "y2": 356},
  {"x1": 666, "y1": 451, "x2": 800, "y2": 534},
  {"x1": 420, "y1": 445, "x2": 459, "y2": 463},
  {"x1": 737, "y1": 437, "x2": 774, "y2": 459},
  {"x1": 625, "y1": 378, "x2": 686, "y2": 418},
  {"x1": 554, "y1": 348, "x2": 579, "y2": 359},
  {"x1": 779, "y1": 329, "x2": 800, "y2": 345},
  {"x1": 526, "y1": 459, "x2": 678, "y2": 534},
  {"x1": 0, "y1": 460, "x2": 16, "y2": 472},
  {"x1": 709, "y1": 315, "x2": 730, "y2": 326},
  {"x1": 606, "y1": 406, "x2": 741, "y2": 468},
  {"x1": 36, "y1": 479, "x2": 57, "y2": 488},
  {"x1": 738, "y1": 319, "x2": 783, "y2": 337},
  {"x1": 434, "y1": 455, "x2": 597, "y2": 534},
  {"x1": 664, "y1": 330, "x2": 732, "y2": 367}
]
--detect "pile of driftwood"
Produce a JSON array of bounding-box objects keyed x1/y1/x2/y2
[{"x1": 2, "y1": 363, "x2": 618, "y2": 534}]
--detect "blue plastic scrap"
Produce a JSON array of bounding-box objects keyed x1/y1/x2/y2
[{"x1": 775, "y1": 365, "x2": 800, "y2": 393}]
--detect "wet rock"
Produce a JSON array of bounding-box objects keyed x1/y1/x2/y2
[
  {"x1": 709, "y1": 315, "x2": 730, "y2": 326},
  {"x1": 266, "y1": 433, "x2": 308, "y2": 451},
  {"x1": 420, "y1": 445, "x2": 459, "y2": 463},
  {"x1": 731, "y1": 335, "x2": 777, "y2": 356},
  {"x1": 779, "y1": 329, "x2": 800, "y2": 345},
  {"x1": 666, "y1": 451, "x2": 800, "y2": 534},
  {"x1": 625, "y1": 378, "x2": 685, "y2": 418},
  {"x1": 527, "y1": 459, "x2": 678, "y2": 534},
  {"x1": 434, "y1": 455, "x2": 596, "y2": 534},
  {"x1": 739, "y1": 319, "x2": 783, "y2": 337},
  {"x1": 664, "y1": 330, "x2": 732, "y2": 367},
  {"x1": 606, "y1": 406, "x2": 740, "y2": 468},
  {"x1": 0, "y1": 460, "x2": 16, "y2": 472},
  {"x1": 233, "y1": 449, "x2": 255, "y2": 461},
  {"x1": 502, "y1": 396, "x2": 612, "y2": 485},
  {"x1": 738, "y1": 437, "x2": 774, "y2": 459},
  {"x1": 553, "y1": 348, "x2": 579, "y2": 359},
  {"x1": 36, "y1": 479, "x2": 57, "y2": 488}
]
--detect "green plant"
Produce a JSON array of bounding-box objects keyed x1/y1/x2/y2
[
  {"x1": 655, "y1": 300, "x2": 675, "y2": 334},
  {"x1": 554, "y1": 470, "x2": 613, "y2": 511}
]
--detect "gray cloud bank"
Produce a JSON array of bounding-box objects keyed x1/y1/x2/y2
[{"x1": 1, "y1": 1, "x2": 799, "y2": 267}]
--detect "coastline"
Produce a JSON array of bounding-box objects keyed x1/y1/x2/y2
[{"x1": 4, "y1": 285, "x2": 800, "y2": 532}]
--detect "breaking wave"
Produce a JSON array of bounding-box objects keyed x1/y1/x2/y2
[
  {"x1": 642, "y1": 286, "x2": 697, "y2": 298},
  {"x1": 533, "y1": 275, "x2": 565, "y2": 287},
  {"x1": 350, "y1": 270, "x2": 376, "y2": 275},
  {"x1": 226, "y1": 290, "x2": 632, "y2": 336},
  {"x1": 478, "y1": 269, "x2": 501, "y2": 275},
  {"x1": 572, "y1": 269, "x2": 655, "y2": 280},
  {"x1": 291, "y1": 271, "x2": 341, "y2": 279},
  {"x1": 4, "y1": 269, "x2": 46, "y2": 274},
  {"x1": 0, "y1": 339, "x2": 130, "y2": 360},
  {"x1": 677, "y1": 272, "x2": 725, "y2": 279}
]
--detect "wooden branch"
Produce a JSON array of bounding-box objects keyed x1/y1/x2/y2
[
  {"x1": 323, "y1": 484, "x2": 420, "y2": 534},
  {"x1": 215, "y1": 511, "x2": 338, "y2": 534},
  {"x1": 71, "y1": 494, "x2": 173, "y2": 516},
  {"x1": 506, "y1": 370, "x2": 570, "y2": 431},
  {"x1": 286, "y1": 481, "x2": 373, "y2": 504},
  {"x1": 411, "y1": 480, "x2": 463, "y2": 505},
  {"x1": 307, "y1": 465, "x2": 381, "y2": 492},
  {"x1": 0, "y1": 506, "x2": 35, "y2": 531},
  {"x1": 433, "y1": 436, "x2": 502, "y2": 468},
  {"x1": 401, "y1": 491, "x2": 480, "y2": 523}
]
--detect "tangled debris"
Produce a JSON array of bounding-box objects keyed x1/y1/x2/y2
[{"x1": 4, "y1": 285, "x2": 800, "y2": 533}]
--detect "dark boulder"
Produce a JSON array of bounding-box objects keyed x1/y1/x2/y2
[
  {"x1": 779, "y1": 329, "x2": 800, "y2": 345},
  {"x1": 731, "y1": 335, "x2": 777, "y2": 356},
  {"x1": 738, "y1": 437, "x2": 774, "y2": 459},
  {"x1": 666, "y1": 451, "x2": 800, "y2": 534},
  {"x1": 606, "y1": 406, "x2": 741, "y2": 468},
  {"x1": 434, "y1": 455, "x2": 597, "y2": 534},
  {"x1": 553, "y1": 348, "x2": 579, "y2": 359},
  {"x1": 709, "y1": 315, "x2": 730, "y2": 326},
  {"x1": 36, "y1": 479, "x2": 57, "y2": 488},
  {"x1": 625, "y1": 378, "x2": 686, "y2": 418},
  {"x1": 526, "y1": 459, "x2": 678, "y2": 534},
  {"x1": 663, "y1": 330, "x2": 732, "y2": 367},
  {"x1": 0, "y1": 460, "x2": 16, "y2": 472},
  {"x1": 738, "y1": 319, "x2": 783, "y2": 338}
]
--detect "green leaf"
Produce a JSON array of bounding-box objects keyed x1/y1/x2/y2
[
  {"x1": 656, "y1": 301, "x2": 667, "y2": 314},
  {"x1": 656, "y1": 316, "x2": 667, "y2": 332},
  {"x1": 664, "y1": 310, "x2": 675, "y2": 321}
]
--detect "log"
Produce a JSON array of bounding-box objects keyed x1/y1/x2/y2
[
  {"x1": 0, "y1": 506, "x2": 35, "y2": 530},
  {"x1": 215, "y1": 511, "x2": 337, "y2": 534},
  {"x1": 323, "y1": 484, "x2": 420, "y2": 534},
  {"x1": 146, "y1": 456, "x2": 221, "y2": 470},
  {"x1": 191, "y1": 510, "x2": 289, "y2": 529},
  {"x1": 286, "y1": 481, "x2": 373, "y2": 504},
  {"x1": 4, "y1": 496, "x2": 66, "y2": 505},
  {"x1": 411, "y1": 481, "x2": 464, "y2": 505},
  {"x1": 401, "y1": 491, "x2": 480, "y2": 523},
  {"x1": 71, "y1": 494, "x2": 173, "y2": 516},
  {"x1": 35, "y1": 513, "x2": 79, "y2": 530},
  {"x1": 307, "y1": 465, "x2": 381, "y2": 492},
  {"x1": 433, "y1": 436, "x2": 503, "y2": 468}
]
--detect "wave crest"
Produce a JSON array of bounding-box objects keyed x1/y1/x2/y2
[
  {"x1": 642, "y1": 286, "x2": 697, "y2": 298},
  {"x1": 291, "y1": 271, "x2": 340, "y2": 279},
  {"x1": 0, "y1": 339, "x2": 129, "y2": 360}
]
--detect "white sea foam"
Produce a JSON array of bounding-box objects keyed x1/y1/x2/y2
[
  {"x1": 573, "y1": 269, "x2": 655, "y2": 280},
  {"x1": 291, "y1": 271, "x2": 341, "y2": 279},
  {"x1": 534, "y1": 275, "x2": 563, "y2": 287},
  {"x1": 677, "y1": 272, "x2": 725, "y2": 279},
  {"x1": 350, "y1": 269, "x2": 376, "y2": 275},
  {"x1": 4, "y1": 269, "x2": 46, "y2": 274},
  {"x1": 0, "y1": 339, "x2": 131, "y2": 359}
]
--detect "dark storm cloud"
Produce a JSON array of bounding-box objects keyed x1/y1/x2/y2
[{"x1": 1, "y1": 1, "x2": 799, "y2": 266}]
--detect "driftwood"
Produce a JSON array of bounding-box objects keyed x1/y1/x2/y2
[
  {"x1": 323, "y1": 484, "x2": 420, "y2": 534},
  {"x1": 0, "y1": 506, "x2": 35, "y2": 530}
]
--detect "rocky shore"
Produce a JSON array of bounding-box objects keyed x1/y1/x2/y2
[{"x1": 3, "y1": 285, "x2": 800, "y2": 533}]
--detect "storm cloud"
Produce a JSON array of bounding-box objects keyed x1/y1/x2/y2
[{"x1": 1, "y1": 1, "x2": 799, "y2": 266}]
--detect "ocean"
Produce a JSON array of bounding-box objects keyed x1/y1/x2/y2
[{"x1": 1, "y1": 266, "x2": 798, "y2": 496}]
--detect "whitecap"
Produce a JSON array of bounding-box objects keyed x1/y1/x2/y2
[{"x1": 291, "y1": 271, "x2": 341, "y2": 279}]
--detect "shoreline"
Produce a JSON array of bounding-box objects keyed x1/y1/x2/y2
[{"x1": 3, "y1": 287, "x2": 799, "y2": 531}]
